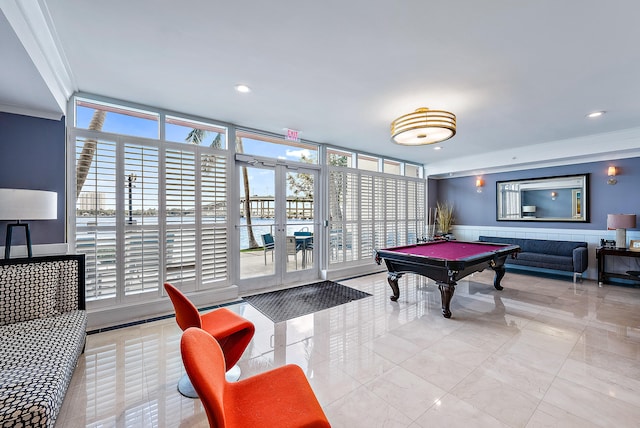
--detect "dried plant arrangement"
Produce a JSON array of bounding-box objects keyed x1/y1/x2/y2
[{"x1": 436, "y1": 202, "x2": 454, "y2": 234}]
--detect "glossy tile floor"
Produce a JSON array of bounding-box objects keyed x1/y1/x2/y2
[{"x1": 58, "y1": 270, "x2": 640, "y2": 427}]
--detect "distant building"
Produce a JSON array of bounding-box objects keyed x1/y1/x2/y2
[{"x1": 78, "y1": 192, "x2": 106, "y2": 211}]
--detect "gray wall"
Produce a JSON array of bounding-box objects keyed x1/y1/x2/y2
[
  {"x1": 0, "y1": 112, "x2": 66, "y2": 246},
  {"x1": 435, "y1": 157, "x2": 640, "y2": 230}
]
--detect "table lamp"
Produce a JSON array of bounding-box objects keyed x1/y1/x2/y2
[
  {"x1": 607, "y1": 214, "x2": 636, "y2": 249},
  {"x1": 0, "y1": 189, "x2": 58, "y2": 259}
]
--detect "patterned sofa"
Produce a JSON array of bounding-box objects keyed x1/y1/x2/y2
[
  {"x1": 0, "y1": 255, "x2": 86, "y2": 428},
  {"x1": 478, "y1": 236, "x2": 588, "y2": 282}
]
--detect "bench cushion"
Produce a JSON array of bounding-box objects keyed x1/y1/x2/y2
[{"x1": 0, "y1": 310, "x2": 87, "y2": 428}]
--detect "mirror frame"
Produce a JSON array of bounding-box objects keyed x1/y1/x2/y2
[{"x1": 496, "y1": 174, "x2": 589, "y2": 222}]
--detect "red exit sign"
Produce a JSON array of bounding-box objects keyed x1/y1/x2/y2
[{"x1": 285, "y1": 128, "x2": 299, "y2": 142}]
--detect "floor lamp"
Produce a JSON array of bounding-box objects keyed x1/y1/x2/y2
[{"x1": 0, "y1": 189, "x2": 58, "y2": 259}]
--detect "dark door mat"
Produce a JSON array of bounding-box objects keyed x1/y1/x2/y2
[{"x1": 243, "y1": 281, "x2": 372, "y2": 323}]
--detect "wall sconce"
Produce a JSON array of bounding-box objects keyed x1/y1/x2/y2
[
  {"x1": 607, "y1": 166, "x2": 617, "y2": 185},
  {"x1": 551, "y1": 191, "x2": 558, "y2": 200},
  {"x1": 475, "y1": 178, "x2": 484, "y2": 193}
]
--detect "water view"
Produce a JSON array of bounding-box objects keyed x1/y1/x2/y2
[{"x1": 76, "y1": 216, "x2": 314, "y2": 250}]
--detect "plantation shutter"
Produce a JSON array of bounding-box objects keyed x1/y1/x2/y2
[
  {"x1": 165, "y1": 148, "x2": 198, "y2": 288},
  {"x1": 75, "y1": 137, "x2": 118, "y2": 301},
  {"x1": 76, "y1": 135, "x2": 230, "y2": 302},
  {"x1": 327, "y1": 167, "x2": 426, "y2": 267},
  {"x1": 123, "y1": 143, "x2": 160, "y2": 296},
  {"x1": 200, "y1": 152, "x2": 228, "y2": 284}
]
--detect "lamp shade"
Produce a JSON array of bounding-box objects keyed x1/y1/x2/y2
[
  {"x1": 522, "y1": 205, "x2": 536, "y2": 213},
  {"x1": 0, "y1": 189, "x2": 57, "y2": 220},
  {"x1": 607, "y1": 214, "x2": 636, "y2": 230}
]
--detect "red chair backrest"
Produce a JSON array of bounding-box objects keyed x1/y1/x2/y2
[
  {"x1": 181, "y1": 327, "x2": 227, "y2": 428},
  {"x1": 164, "y1": 283, "x2": 202, "y2": 331}
]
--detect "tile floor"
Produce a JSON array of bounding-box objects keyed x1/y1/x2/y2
[{"x1": 57, "y1": 270, "x2": 640, "y2": 427}]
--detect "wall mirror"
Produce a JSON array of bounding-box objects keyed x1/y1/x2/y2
[{"x1": 496, "y1": 174, "x2": 589, "y2": 222}]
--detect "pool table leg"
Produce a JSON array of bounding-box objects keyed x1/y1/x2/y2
[
  {"x1": 492, "y1": 265, "x2": 505, "y2": 290},
  {"x1": 437, "y1": 282, "x2": 455, "y2": 318},
  {"x1": 387, "y1": 273, "x2": 402, "y2": 301}
]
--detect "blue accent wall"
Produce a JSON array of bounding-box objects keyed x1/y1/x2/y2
[
  {"x1": 436, "y1": 157, "x2": 640, "y2": 230},
  {"x1": 0, "y1": 112, "x2": 66, "y2": 246}
]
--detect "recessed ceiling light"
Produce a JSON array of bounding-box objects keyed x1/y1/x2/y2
[
  {"x1": 434, "y1": 146, "x2": 442, "y2": 151},
  {"x1": 235, "y1": 84, "x2": 251, "y2": 93},
  {"x1": 587, "y1": 111, "x2": 605, "y2": 118}
]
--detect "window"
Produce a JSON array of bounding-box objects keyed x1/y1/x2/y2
[
  {"x1": 383, "y1": 159, "x2": 401, "y2": 175},
  {"x1": 357, "y1": 154, "x2": 380, "y2": 172},
  {"x1": 328, "y1": 168, "x2": 425, "y2": 265},
  {"x1": 165, "y1": 116, "x2": 227, "y2": 149},
  {"x1": 327, "y1": 148, "x2": 353, "y2": 168},
  {"x1": 405, "y1": 163, "x2": 422, "y2": 178},
  {"x1": 72, "y1": 95, "x2": 427, "y2": 310},
  {"x1": 236, "y1": 130, "x2": 318, "y2": 163},
  {"x1": 73, "y1": 98, "x2": 229, "y2": 303},
  {"x1": 75, "y1": 99, "x2": 159, "y2": 139}
]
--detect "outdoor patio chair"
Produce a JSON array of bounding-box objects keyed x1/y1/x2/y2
[{"x1": 261, "y1": 233, "x2": 275, "y2": 265}]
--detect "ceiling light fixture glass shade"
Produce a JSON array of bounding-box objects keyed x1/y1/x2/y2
[{"x1": 391, "y1": 107, "x2": 456, "y2": 146}]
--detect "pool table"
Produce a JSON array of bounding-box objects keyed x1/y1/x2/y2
[{"x1": 375, "y1": 240, "x2": 520, "y2": 318}]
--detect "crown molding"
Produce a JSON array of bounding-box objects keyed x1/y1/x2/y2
[
  {"x1": 1, "y1": 0, "x2": 75, "y2": 114},
  {"x1": 0, "y1": 102, "x2": 63, "y2": 120},
  {"x1": 425, "y1": 127, "x2": 640, "y2": 178}
]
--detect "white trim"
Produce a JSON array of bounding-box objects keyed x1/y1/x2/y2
[
  {"x1": 1, "y1": 0, "x2": 76, "y2": 113},
  {"x1": 451, "y1": 224, "x2": 640, "y2": 281},
  {"x1": 323, "y1": 264, "x2": 386, "y2": 282},
  {"x1": 86, "y1": 285, "x2": 239, "y2": 331},
  {"x1": 426, "y1": 127, "x2": 640, "y2": 178},
  {"x1": 0, "y1": 242, "x2": 69, "y2": 258},
  {"x1": 0, "y1": 103, "x2": 63, "y2": 120}
]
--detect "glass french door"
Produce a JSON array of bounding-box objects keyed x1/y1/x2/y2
[{"x1": 237, "y1": 160, "x2": 318, "y2": 290}]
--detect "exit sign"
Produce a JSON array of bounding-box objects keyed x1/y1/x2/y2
[{"x1": 285, "y1": 128, "x2": 300, "y2": 142}]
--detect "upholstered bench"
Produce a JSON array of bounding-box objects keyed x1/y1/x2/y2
[
  {"x1": 0, "y1": 255, "x2": 86, "y2": 428},
  {"x1": 478, "y1": 236, "x2": 588, "y2": 282}
]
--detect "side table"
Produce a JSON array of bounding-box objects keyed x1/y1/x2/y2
[{"x1": 596, "y1": 246, "x2": 640, "y2": 285}]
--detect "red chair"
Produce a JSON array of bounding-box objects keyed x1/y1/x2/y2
[
  {"x1": 164, "y1": 283, "x2": 255, "y2": 398},
  {"x1": 181, "y1": 327, "x2": 331, "y2": 428}
]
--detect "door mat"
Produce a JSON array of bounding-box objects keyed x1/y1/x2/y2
[{"x1": 243, "y1": 281, "x2": 371, "y2": 323}]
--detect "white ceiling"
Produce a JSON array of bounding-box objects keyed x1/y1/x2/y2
[{"x1": 3, "y1": 0, "x2": 640, "y2": 176}]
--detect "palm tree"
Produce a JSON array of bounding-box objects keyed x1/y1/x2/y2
[
  {"x1": 185, "y1": 130, "x2": 259, "y2": 249},
  {"x1": 236, "y1": 136, "x2": 259, "y2": 249},
  {"x1": 75, "y1": 110, "x2": 106, "y2": 199},
  {"x1": 328, "y1": 155, "x2": 348, "y2": 222}
]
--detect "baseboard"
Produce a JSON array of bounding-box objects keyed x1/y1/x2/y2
[{"x1": 86, "y1": 284, "x2": 239, "y2": 330}]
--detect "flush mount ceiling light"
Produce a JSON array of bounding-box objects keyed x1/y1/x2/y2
[
  {"x1": 587, "y1": 110, "x2": 605, "y2": 118},
  {"x1": 391, "y1": 108, "x2": 456, "y2": 146},
  {"x1": 235, "y1": 84, "x2": 251, "y2": 93}
]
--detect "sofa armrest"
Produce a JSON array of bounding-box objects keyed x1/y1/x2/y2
[{"x1": 573, "y1": 247, "x2": 588, "y2": 273}]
